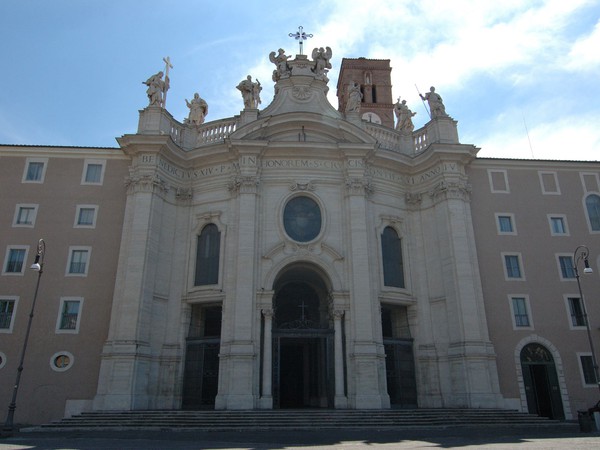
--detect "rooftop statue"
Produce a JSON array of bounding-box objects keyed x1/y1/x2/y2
[
  {"x1": 394, "y1": 98, "x2": 416, "y2": 133},
  {"x1": 269, "y1": 48, "x2": 291, "y2": 82},
  {"x1": 345, "y1": 81, "x2": 362, "y2": 113},
  {"x1": 184, "y1": 93, "x2": 208, "y2": 126},
  {"x1": 419, "y1": 86, "x2": 447, "y2": 119},
  {"x1": 143, "y1": 71, "x2": 169, "y2": 107},
  {"x1": 311, "y1": 46, "x2": 332, "y2": 81},
  {"x1": 237, "y1": 75, "x2": 262, "y2": 109}
]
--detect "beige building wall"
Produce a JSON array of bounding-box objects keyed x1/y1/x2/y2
[
  {"x1": 469, "y1": 160, "x2": 600, "y2": 418},
  {"x1": 0, "y1": 146, "x2": 129, "y2": 424}
]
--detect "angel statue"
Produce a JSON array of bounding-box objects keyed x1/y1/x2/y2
[
  {"x1": 312, "y1": 46, "x2": 332, "y2": 80},
  {"x1": 269, "y1": 48, "x2": 291, "y2": 82}
]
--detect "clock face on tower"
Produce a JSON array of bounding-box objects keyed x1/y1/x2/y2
[{"x1": 362, "y1": 112, "x2": 382, "y2": 124}]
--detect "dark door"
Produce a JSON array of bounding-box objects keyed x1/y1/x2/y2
[
  {"x1": 274, "y1": 335, "x2": 333, "y2": 408},
  {"x1": 384, "y1": 339, "x2": 418, "y2": 408},
  {"x1": 521, "y1": 343, "x2": 564, "y2": 420},
  {"x1": 182, "y1": 339, "x2": 220, "y2": 409}
]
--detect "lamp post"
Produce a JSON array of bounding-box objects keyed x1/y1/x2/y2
[
  {"x1": 573, "y1": 245, "x2": 600, "y2": 396},
  {"x1": 2, "y1": 239, "x2": 45, "y2": 437}
]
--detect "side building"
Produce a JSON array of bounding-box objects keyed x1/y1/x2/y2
[{"x1": 0, "y1": 49, "x2": 598, "y2": 425}]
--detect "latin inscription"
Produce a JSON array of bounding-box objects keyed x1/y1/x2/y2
[{"x1": 151, "y1": 156, "x2": 458, "y2": 185}]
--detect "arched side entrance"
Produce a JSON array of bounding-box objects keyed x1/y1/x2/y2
[
  {"x1": 520, "y1": 343, "x2": 565, "y2": 420},
  {"x1": 270, "y1": 264, "x2": 336, "y2": 408}
]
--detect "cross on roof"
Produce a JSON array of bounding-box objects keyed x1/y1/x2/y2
[{"x1": 288, "y1": 26, "x2": 313, "y2": 56}]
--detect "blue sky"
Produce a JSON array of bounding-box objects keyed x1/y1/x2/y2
[{"x1": 1, "y1": 0, "x2": 599, "y2": 160}]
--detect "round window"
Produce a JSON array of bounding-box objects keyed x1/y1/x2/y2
[
  {"x1": 50, "y1": 351, "x2": 74, "y2": 372},
  {"x1": 283, "y1": 196, "x2": 322, "y2": 242}
]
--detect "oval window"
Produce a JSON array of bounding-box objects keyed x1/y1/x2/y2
[{"x1": 283, "y1": 196, "x2": 322, "y2": 242}]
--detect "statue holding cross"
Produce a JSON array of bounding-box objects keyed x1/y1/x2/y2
[{"x1": 142, "y1": 57, "x2": 172, "y2": 108}]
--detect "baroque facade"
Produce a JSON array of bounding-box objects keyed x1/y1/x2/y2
[{"x1": 1, "y1": 46, "x2": 599, "y2": 425}]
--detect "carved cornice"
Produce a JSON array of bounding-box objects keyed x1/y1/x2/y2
[
  {"x1": 228, "y1": 175, "x2": 260, "y2": 194},
  {"x1": 345, "y1": 176, "x2": 374, "y2": 197}
]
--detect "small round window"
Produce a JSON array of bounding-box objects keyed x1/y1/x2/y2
[
  {"x1": 0, "y1": 352, "x2": 6, "y2": 369},
  {"x1": 50, "y1": 351, "x2": 74, "y2": 372},
  {"x1": 283, "y1": 196, "x2": 322, "y2": 242}
]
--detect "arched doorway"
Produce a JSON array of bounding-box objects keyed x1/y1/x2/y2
[
  {"x1": 520, "y1": 343, "x2": 565, "y2": 420},
  {"x1": 271, "y1": 264, "x2": 335, "y2": 408}
]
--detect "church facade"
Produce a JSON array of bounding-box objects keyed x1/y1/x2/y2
[{"x1": 1, "y1": 47, "x2": 599, "y2": 425}]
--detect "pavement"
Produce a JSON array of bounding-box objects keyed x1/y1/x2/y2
[{"x1": 0, "y1": 424, "x2": 599, "y2": 450}]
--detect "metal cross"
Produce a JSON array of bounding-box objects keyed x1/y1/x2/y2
[
  {"x1": 288, "y1": 26, "x2": 313, "y2": 56},
  {"x1": 298, "y1": 301, "x2": 308, "y2": 321}
]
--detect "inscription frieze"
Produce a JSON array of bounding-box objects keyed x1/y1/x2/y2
[{"x1": 148, "y1": 155, "x2": 461, "y2": 187}]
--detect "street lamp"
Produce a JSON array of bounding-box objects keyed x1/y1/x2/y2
[
  {"x1": 1, "y1": 239, "x2": 45, "y2": 437},
  {"x1": 573, "y1": 245, "x2": 600, "y2": 396}
]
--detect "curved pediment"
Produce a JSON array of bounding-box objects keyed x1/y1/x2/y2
[{"x1": 230, "y1": 112, "x2": 378, "y2": 145}]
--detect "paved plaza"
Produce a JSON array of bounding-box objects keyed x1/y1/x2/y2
[{"x1": 0, "y1": 424, "x2": 599, "y2": 449}]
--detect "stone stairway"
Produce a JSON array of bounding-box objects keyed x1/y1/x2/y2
[{"x1": 32, "y1": 409, "x2": 565, "y2": 431}]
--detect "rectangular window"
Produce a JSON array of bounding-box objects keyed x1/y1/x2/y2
[
  {"x1": 558, "y1": 255, "x2": 576, "y2": 279},
  {"x1": 0, "y1": 298, "x2": 17, "y2": 331},
  {"x1": 511, "y1": 297, "x2": 531, "y2": 327},
  {"x1": 549, "y1": 215, "x2": 568, "y2": 235},
  {"x1": 3, "y1": 247, "x2": 27, "y2": 274},
  {"x1": 66, "y1": 247, "x2": 90, "y2": 276},
  {"x1": 13, "y1": 204, "x2": 38, "y2": 227},
  {"x1": 496, "y1": 214, "x2": 515, "y2": 234},
  {"x1": 503, "y1": 254, "x2": 523, "y2": 279},
  {"x1": 580, "y1": 355, "x2": 598, "y2": 385},
  {"x1": 56, "y1": 298, "x2": 82, "y2": 333},
  {"x1": 488, "y1": 169, "x2": 509, "y2": 193},
  {"x1": 82, "y1": 160, "x2": 105, "y2": 185},
  {"x1": 568, "y1": 297, "x2": 586, "y2": 327},
  {"x1": 538, "y1": 171, "x2": 560, "y2": 195},
  {"x1": 74, "y1": 205, "x2": 98, "y2": 228},
  {"x1": 22, "y1": 158, "x2": 48, "y2": 183}
]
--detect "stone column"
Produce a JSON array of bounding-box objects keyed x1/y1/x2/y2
[
  {"x1": 333, "y1": 310, "x2": 348, "y2": 408},
  {"x1": 344, "y1": 170, "x2": 389, "y2": 409},
  {"x1": 260, "y1": 309, "x2": 274, "y2": 408}
]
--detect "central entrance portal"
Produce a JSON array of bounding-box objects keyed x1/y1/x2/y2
[{"x1": 271, "y1": 267, "x2": 335, "y2": 409}]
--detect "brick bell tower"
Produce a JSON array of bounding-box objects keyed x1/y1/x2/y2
[{"x1": 336, "y1": 58, "x2": 394, "y2": 129}]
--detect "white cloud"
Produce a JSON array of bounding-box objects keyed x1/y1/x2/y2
[{"x1": 565, "y1": 19, "x2": 600, "y2": 71}]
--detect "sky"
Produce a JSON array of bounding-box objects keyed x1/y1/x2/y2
[{"x1": 1, "y1": 0, "x2": 599, "y2": 161}]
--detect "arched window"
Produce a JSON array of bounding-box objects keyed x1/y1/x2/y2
[
  {"x1": 585, "y1": 194, "x2": 600, "y2": 231},
  {"x1": 194, "y1": 224, "x2": 220, "y2": 286},
  {"x1": 381, "y1": 226, "x2": 405, "y2": 288}
]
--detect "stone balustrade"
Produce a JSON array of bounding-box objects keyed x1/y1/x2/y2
[{"x1": 196, "y1": 118, "x2": 238, "y2": 146}]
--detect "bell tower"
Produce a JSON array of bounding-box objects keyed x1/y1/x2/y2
[{"x1": 336, "y1": 58, "x2": 394, "y2": 128}]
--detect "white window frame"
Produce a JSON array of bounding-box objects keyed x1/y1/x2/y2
[
  {"x1": 564, "y1": 295, "x2": 587, "y2": 330},
  {"x1": 12, "y1": 204, "x2": 39, "y2": 228},
  {"x1": 22, "y1": 157, "x2": 48, "y2": 183},
  {"x1": 548, "y1": 214, "x2": 569, "y2": 236},
  {"x1": 502, "y1": 252, "x2": 525, "y2": 281},
  {"x1": 55, "y1": 297, "x2": 83, "y2": 334},
  {"x1": 556, "y1": 254, "x2": 576, "y2": 281},
  {"x1": 538, "y1": 171, "x2": 561, "y2": 195},
  {"x1": 0, "y1": 296, "x2": 18, "y2": 333},
  {"x1": 508, "y1": 295, "x2": 533, "y2": 330},
  {"x1": 495, "y1": 213, "x2": 516, "y2": 235},
  {"x1": 74, "y1": 205, "x2": 98, "y2": 228},
  {"x1": 65, "y1": 246, "x2": 91, "y2": 277},
  {"x1": 487, "y1": 169, "x2": 510, "y2": 194},
  {"x1": 81, "y1": 159, "x2": 106, "y2": 185},
  {"x1": 49, "y1": 351, "x2": 75, "y2": 373},
  {"x1": 577, "y1": 352, "x2": 598, "y2": 387},
  {"x1": 2, "y1": 245, "x2": 29, "y2": 276}
]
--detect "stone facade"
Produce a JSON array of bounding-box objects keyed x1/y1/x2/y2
[{"x1": 1, "y1": 51, "x2": 599, "y2": 425}]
